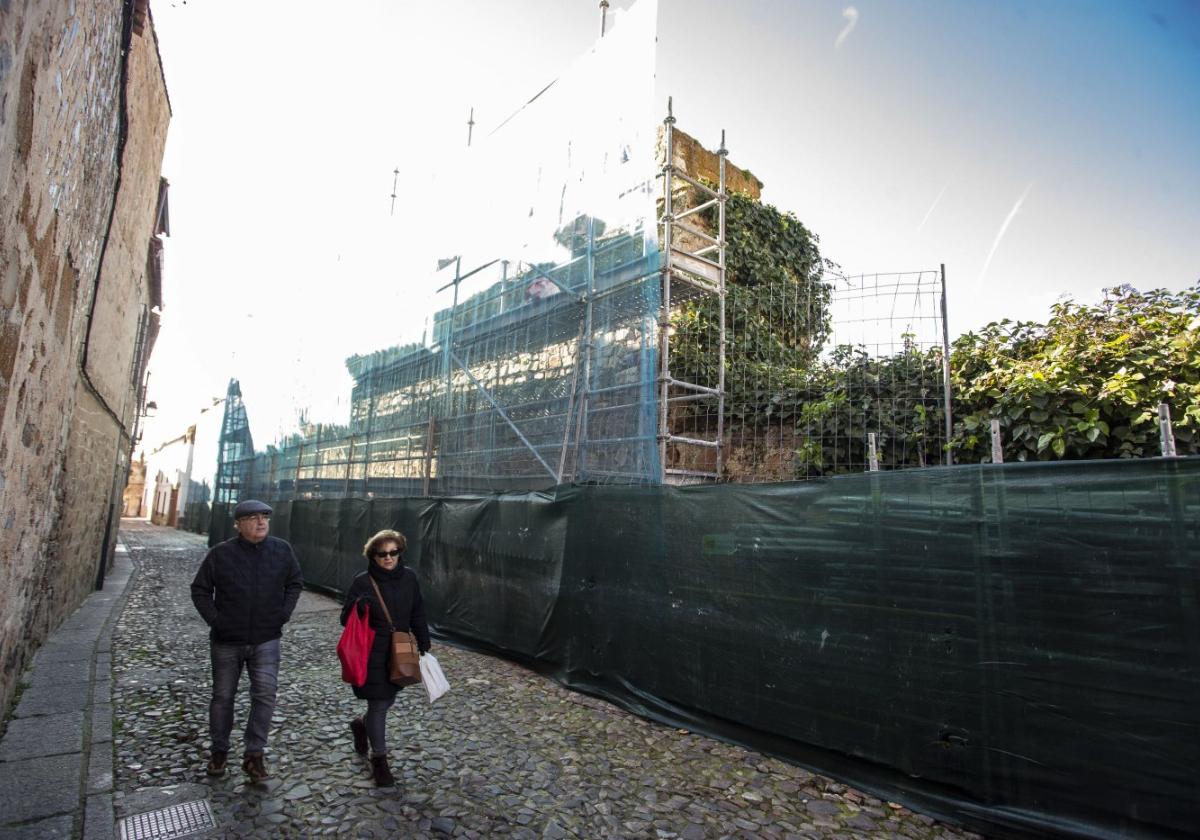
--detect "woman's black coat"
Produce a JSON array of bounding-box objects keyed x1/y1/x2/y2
[{"x1": 340, "y1": 560, "x2": 431, "y2": 700}]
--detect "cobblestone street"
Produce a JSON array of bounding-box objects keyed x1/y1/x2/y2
[{"x1": 112, "y1": 521, "x2": 980, "y2": 840}]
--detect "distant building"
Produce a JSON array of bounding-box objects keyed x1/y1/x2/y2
[
  {"x1": 123, "y1": 454, "x2": 149, "y2": 517},
  {"x1": 136, "y1": 396, "x2": 224, "y2": 534}
]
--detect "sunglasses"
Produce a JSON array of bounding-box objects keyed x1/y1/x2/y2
[{"x1": 374, "y1": 549, "x2": 401, "y2": 559}]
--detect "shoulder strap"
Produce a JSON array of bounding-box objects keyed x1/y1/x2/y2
[{"x1": 367, "y1": 575, "x2": 396, "y2": 630}]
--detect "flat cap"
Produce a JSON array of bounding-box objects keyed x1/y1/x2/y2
[{"x1": 233, "y1": 499, "x2": 273, "y2": 519}]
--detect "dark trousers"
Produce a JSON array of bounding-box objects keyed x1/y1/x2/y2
[
  {"x1": 365, "y1": 697, "x2": 396, "y2": 756},
  {"x1": 209, "y1": 639, "x2": 280, "y2": 755}
]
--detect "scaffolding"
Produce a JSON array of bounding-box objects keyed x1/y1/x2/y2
[
  {"x1": 210, "y1": 0, "x2": 952, "y2": 503},
  {"x1": 658, "y1": 98, "x2": 727, "y2": 483},
  {"x1": 213, "y1": 379, "x2": 254, "y2": 505}
]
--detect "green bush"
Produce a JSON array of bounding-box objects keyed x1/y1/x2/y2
[
  {"x1": 670, "y1": 191, "x2": 833, "y2": 414},
  {"x1": 950, "y1": 284, "x2": 1200, "y2": 461},
  {"x1": 671, "y1": 186, "x2": 1199, "y2": 473}
]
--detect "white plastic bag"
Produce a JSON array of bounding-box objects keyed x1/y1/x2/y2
[{"x1": 419, "y1": 652, "x2": 450, "y2": 703}]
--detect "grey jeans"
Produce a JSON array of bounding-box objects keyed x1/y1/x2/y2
[
  {"x1": 364, "y1": 697, "x2": 395, "y2": 756},
  {"x1": 209, "y1": 639, "x2": 281, "y2": 755}
]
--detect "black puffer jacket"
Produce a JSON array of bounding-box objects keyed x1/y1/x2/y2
[
  {"x1": 191, "y1": 535, "x2": 304, "y2": 644},
  {"x1": 340, "y1": 560, "x2": 430, "y2": 700}
]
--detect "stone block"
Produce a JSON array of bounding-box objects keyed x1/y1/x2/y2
[
  {"x1": 0, "y1": 753, "x2": 83, "y2": 823},
  {"x1": 32, "y1": 643, "x2": 94, "y2": 665},
  {"x1": 91, "y1": 703, "x2": 113, "y2": 744},
  {"x1": 82, "y1": 793, "x2": 113, "y2": 840},
  {"x1": 0, "y1": 814, "x2": 74, "y2": 838},
  {"x1": 14, "y1": 679, "x2": 91, "y2": 717},
  {"x1": 27, "y1": 657, "x2": 91, "y2": 686},
  {"x1": 87, "y1": 740, "x2": 114, "y2": 794},
  {"x1": 0, "y1": 710, "x2": 84, "y2": 760}
]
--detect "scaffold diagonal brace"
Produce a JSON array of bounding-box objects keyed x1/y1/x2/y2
[{"x1": 449, "y1": 350, "x2": 559, "y2": 481}]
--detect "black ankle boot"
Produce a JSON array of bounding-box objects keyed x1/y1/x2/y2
[
  {"x1": 371, "y1": 754, "x2": 395, "y2": 787},
  {"x1": 349, "y1": 717, "x2": 368, "y2": 756}
]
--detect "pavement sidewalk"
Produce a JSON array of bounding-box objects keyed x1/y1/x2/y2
[{"x1": 0, "y1": 542, "x2": 134, "y2": 839}]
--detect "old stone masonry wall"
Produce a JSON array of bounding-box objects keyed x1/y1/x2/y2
[{"x1": 0, "y1": 0, "x2": 170, "y2": 717}]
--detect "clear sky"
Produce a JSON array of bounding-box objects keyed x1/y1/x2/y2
[{"x1": 141, "y1": 0, "x2": 1200, "y2": 452}]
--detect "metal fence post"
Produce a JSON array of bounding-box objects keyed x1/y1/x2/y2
[
  {"x1": 867, "y1": 433, "x2": 879, "y2": 471},
  {"x1": 940, "y1": 263, "x2": 954, "y2": 466},
  {"x1": 1159, "y1": 403, "x2": 1177, "y2": 457}
]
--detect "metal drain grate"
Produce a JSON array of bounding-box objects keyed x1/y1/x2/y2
[{"x1": 118, "y1": 800, "x2": 217, "y2": 840}]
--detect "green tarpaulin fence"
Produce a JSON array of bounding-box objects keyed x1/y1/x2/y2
[{"x1": 212, "y1": 458, "x2": 1200, "y2": 839}]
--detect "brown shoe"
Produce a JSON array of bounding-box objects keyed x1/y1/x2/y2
[
  {"x1": 349, "y1": 717, "x2": 368, "y2": 756},
  {"x1": 370, "y1": 754, "x2": 395, "y2": 787},
  {"x1": 242, "y1": 752, "x2": 270, "y2": 783},
  {"x1": 206, "y1": 750, "x2": 228, "y2": 777}
]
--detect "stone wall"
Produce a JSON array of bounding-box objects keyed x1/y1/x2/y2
[
  {"x1": 657, "y1": 126, "x2": 763, "y2": 200},
  {"x1": 0, "y1": 1, "x2": 170, "y2": 717},
  {"x1": 122, "y1": 453, "x2": 148, "y2": 517}
]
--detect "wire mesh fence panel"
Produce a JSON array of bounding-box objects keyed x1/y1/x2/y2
[
  {"x1": 800, "y1": 270, "x2": 950, "y2": 477},
  {"x1": 672, "y1": 263, "x2": 950, "y2": 482}
]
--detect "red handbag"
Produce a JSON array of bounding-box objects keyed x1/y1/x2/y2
[{"x1": 337, "y1": 599, "x2": 375, "y2": 687}]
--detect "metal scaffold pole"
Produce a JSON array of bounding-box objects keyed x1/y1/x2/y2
[
  {"x1": 715, "y1": 129, "x2": 728, "y2": 479},
  {"x1": 571, "y1": 216, "x2": 598, "y2": 481},
  {"x1": 657, "y1": 99, "x2": 727, "y2": 484},
  {"x1": 657, "y1": 99, "x2": 676, "y2": 481}
]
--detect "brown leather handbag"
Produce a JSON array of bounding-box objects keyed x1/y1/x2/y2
[{"x1": 368, "y1": 577, "x2": 422, "y2": 686}]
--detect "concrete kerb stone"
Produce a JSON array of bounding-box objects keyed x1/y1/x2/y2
[
  {"x1": 91, "y1": 703, "x2": 114, "y2": 744},
  {"x1": 79, "y1": 550, "x2": 136, "y2": 840},
  {"x1": 87, "y1": 739, "x2": 115, "y2": 795},
  {"x1": 82, "y1": 793, "x2": 114, "y2": 840}
]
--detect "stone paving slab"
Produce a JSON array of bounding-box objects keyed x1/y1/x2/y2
[
  {"x1": 0, "y1": 711, "x2": 85, "y2": 761},
  {"x1": 0, "y1": 814, "x2": 75, "y2": 839},
  {"x1": 0, "y1": 752, "x2": 83, "y2": 823},
  {"x1": 31, "y1": 642, "x2": 96, "y2": 665},
  {"x1": 109, "y1": 520, "x2": 985, "y2": 840},
  {"x1": 13, "y1": 678, "x2": 92, "y2": 717},
  {"x1": 23, "y1": 657, "x2": 92, "y2": 686}
]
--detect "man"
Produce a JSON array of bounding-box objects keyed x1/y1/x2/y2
[{"x1": 190, "y1": 499, "x2": 303, "y2": 782}]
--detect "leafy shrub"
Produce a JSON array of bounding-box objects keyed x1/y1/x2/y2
[
  {"x1": 670, "y1": 191, "x2": 833, "y2": 414},
  {"x1": 950, "y1": 284, "x2": 1200, "y2": 461}
]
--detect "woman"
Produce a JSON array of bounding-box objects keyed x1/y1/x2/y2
[{"x1": 339, "y1": 529, "x2": 431, "y2": 787}]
